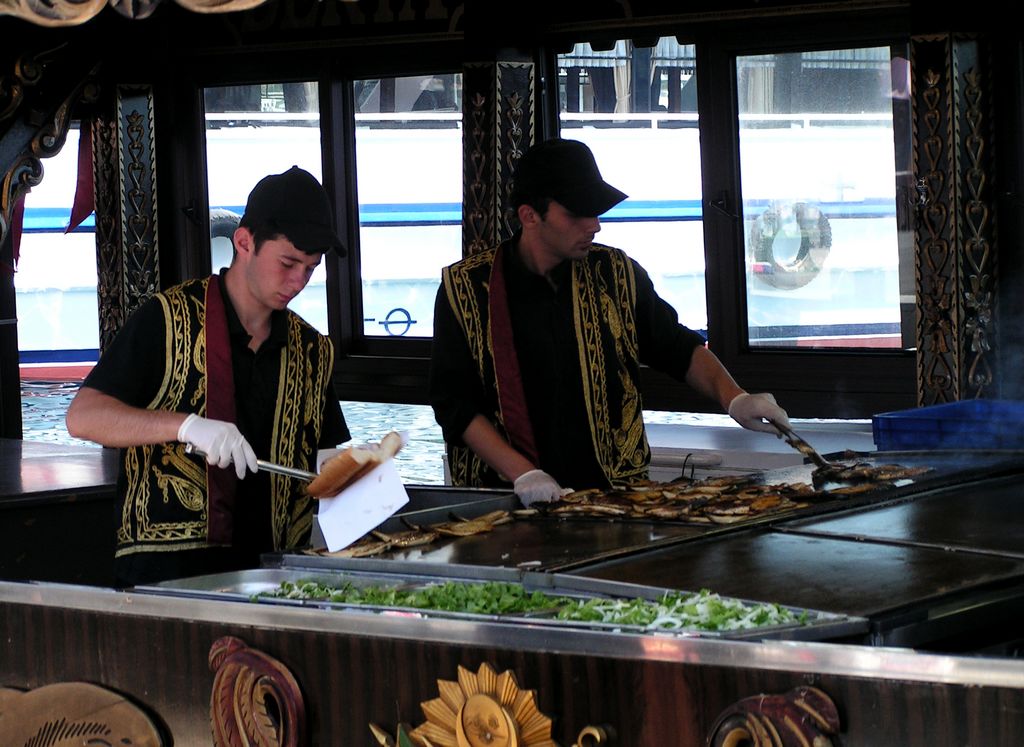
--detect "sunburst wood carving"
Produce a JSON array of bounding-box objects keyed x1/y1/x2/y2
[{"x1": 410, "y1": 662, "x2": 556, "y2": 747}]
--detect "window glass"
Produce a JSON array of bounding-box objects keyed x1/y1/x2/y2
[
  {"x1": 353, "y1": 73, "x2": 462, "y2": 338},
  {"x1": 203, "y1": 82, "x2": 329, "y2": 332},
  {"x1": 558, "y1": 39, "x2": 707, "y2": 335},
  {"x1": 737, "y1": 47, "x2": 910, "y2": 349},
  {"x1": 15, "y1": 124, "x2": 100, "y2": 362}
]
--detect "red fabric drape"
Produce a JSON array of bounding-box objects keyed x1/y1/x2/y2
[
  {"x1": 66, "y1": 119, "x2": 94, "y2": 234},
  {"x1": 6, "y1": 195, "x2": 25, "y2": 273}
]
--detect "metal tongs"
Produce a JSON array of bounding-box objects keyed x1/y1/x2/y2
[
  {"x1": 184, "y1": 444, "x2": 316, "y2": 481},
  {"x1": 768, "y1": 418, "x2": 834, "y2": 469}
]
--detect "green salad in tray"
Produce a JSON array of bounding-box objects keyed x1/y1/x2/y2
[{"x1": 257, "y1": 580, "x2": 808, "y2": 632}]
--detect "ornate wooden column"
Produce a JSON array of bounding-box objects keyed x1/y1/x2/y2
[
  {"x1": 91, "y1": 84, "x2": 160, "y2": 352},
  {"x1": 0, "y1": 46, "x2": 99, "y2": 438},
  {"x1": 912, "y1": 34, "x2": 999, "y2": 405},
  {"x1": 462, "y1": 59, "x2": 535, "y2": 257}
]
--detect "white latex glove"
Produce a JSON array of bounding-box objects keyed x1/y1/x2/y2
[
  {"x1": 727, "y1": 392, "x2": 791, "y2": 435},
  {"x1": 513, "y1": 469, "x2": 564, "y2": 507},
  {"x1": 178, "y1": 413, "x2": 258, "y2": 479}
]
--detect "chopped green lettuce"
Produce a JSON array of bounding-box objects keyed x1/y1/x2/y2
[{"x1": 257, "y1": 580, "x2": 807, "y2": 631}]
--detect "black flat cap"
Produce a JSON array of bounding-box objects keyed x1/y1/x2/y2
[
  {"x1": 511, "y1": 138, "x2": 627, "y2": 218},
  {"x1": 241, "y1": 166, "x2": 346, "y2": 256}
]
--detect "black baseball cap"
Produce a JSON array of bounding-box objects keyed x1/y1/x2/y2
[
  {"x1": 510, "y1": 138, "x2": 627, "y2": 218},
  {"x1": 240, "y1": 166, "x2": 346, "y2": 256}
]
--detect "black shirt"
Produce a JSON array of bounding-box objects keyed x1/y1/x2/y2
[
  {"x1": 429, "y1": 243, "x2": 705, "y2": 489},
  {"x1": 84, "y1": 270, "x2": 349, "y2": 584}
]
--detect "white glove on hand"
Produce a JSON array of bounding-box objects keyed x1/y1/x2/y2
[
  {"x1": 178, "y1": 413, "x2": 258, "y2": 479},
  {"x1": 513, "y1": 469, "x2": 564, "y2": 507},
  {"x1": 727, "y1": 392, "x2": 791, "y2": 434}
]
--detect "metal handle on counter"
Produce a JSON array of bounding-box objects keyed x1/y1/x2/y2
[{"x1": 184, "y1": 444, "x2": 316, "y2": 481}]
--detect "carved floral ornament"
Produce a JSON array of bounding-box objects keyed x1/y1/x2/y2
[
  {"x1": 0, "y1": 0, "x2": 285, "y2": 26},
  {"x1": 371, "y1": 662, "x2": 614, "y2": 747}
]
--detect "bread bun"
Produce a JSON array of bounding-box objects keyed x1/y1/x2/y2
[{"x1": 305, "y1": 431, "x2": 404, "y2": 498}]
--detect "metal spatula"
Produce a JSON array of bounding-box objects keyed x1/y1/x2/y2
[
  {"x1": 184, "y1": 444, "x2": 316, "y2": 481},
  {"x1": 768, "y1": 419, "x2": 834, "y2": 469}
]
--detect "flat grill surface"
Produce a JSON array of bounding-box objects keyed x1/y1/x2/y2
[
  {"x1": 377, "y1": 518, "x2": 711, "y2": 570},
  {"x1": 303, "y1": 451, "x2": 1024, "y2": 572},
  {"x1": 780, "y1": 473, "x2": 1024, "y2": 558},
  {"x1": 281, "y1": 452, "x2": 1024, "y2": 647},
  {"x1": 570, "y1": 530, "x2": 1024, "y2": 619}
]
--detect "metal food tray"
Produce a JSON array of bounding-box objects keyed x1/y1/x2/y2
[
  {"x1": 135, "y1": 565, "x2": 867, "y2": 642},
  {"x1": 378, "y1": 485, "x2": 518, "y2": 532}
]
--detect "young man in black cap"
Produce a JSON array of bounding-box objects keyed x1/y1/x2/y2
[
  {"x1": 67, "y1": 166, "x2": 350, "y2": 586},
  {"x1": 429, "y1": 138, "x2": 790, "y2": 506}
]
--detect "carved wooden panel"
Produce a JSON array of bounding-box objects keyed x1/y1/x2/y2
[
  {"x1": 5, "y1": 596, "x2": 1024, "y2": 745},
  {"x1": 0, "y1": 0, "x2": 268, "y2": 26},
  {"x1": 0, "y1": 681, "x2": 166, "y2": 746},
  {"x1": 463, "y1": 61, "x2": 534, "y2": 256},
  {"x1": 371, "y1": 661, "x2": 615, "y2": 747},
  {"x1": 0, "y1": 50, "x2": 98, "y2": 260},
  {"x1": 209, "y1": 636, "x2": 307, "y2": 747},
  {"x1": 116, "y1": 85, "x2": 159, "y2": 327},
  {"x1": 707, "y1": 686, "x2": 840, "y2": 746},
  {"x1": 911, "y1": 34, "x2": 999, "y2": 405},
  {"x1": 92, "y1": 107, "x2": 123, "y2": 352}
]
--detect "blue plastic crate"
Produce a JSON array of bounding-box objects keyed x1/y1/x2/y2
[{"x1": 872, "y1": 399, "x2": 1024, "y2": 451}]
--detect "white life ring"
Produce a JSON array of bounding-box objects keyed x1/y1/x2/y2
[{"x1": 748, "y1": 202, "x2": 832, "y2": 290}]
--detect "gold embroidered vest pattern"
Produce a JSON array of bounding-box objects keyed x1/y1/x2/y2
[
  {"x1": 117, "y1": 278, "x2": 332, "y2": 557},
  {"x1": 443, "y1": 244, "x2": 650, "y2": 487}
]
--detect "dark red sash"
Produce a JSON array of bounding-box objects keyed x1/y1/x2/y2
[
  {"x1": 204, "y1": 275, "x2": 237, "y2": 545},
  {"x1": 487, "y1": 244, "x2": 539, "y2": 465}
]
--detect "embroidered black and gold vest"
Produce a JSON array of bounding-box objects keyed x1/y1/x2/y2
[
  {"x1": 442, "y1": 241, "x2": 650, "y2": 487},
  {"x1": 116, "y1": 277, "x2": 333, "y2": 557}
]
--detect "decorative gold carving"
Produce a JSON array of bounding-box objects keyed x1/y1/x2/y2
[
  {"x1": 92, "y1": 111, "x2": 124, "y2": 352},
  {"x1": 412, "y1": 662, "x2": 553, "y2": 746},
  {"x1": 497, "y1": 63, "x2": 533, "y2": 240},
  {"x1": 462, "y1": 61, "x2": 534, "y2": 258},
  {"x1": 0, "y1": 680, "x2": 166, "y2": 745},
  {"x1": 706, "y1": 685, "x2": 840, "y2": 747},
  {"x1": 177, "y1": 0, "x2": 269, "y2": 13},
  {"x1": 914, "y1": 38, "x2": 956, "y2": 405},
  {"x1": 0, "y1": 153, "x2": 42, "y2": 251},
  {"x1": 108, "y1": 0, "x2": 167, "y2": 20},
  {"x1": 0, "y1": 0, "x2": 107, "y2": 28},
  {"x1": 465, "y1": 81, "x2": 493, "y2": 256},
  {"x1": 0, "y1": 0, "x2": 272, "y2": 26},
  {"x1": 0, "y1": 50, "x2": 99, "y2": 255},
  {"x1": 209, "y1": 635, "x2": 307, "y2": 747},
  {"x1": 1, "y1": 55, "x2": 44, "y2": 123},
  {"x1": 371, "y1": 663, "x2": 614, "y2": 747},
  {"x1": 960, "y1": 63, "x2": 995, "y2": 395},
  {"x1": 571, "y1": 725, "x2": 614, "y2": 746},
  {"x1": 912, "y1": 34, "x2": 999, "y2": 404},
  {"x1": 117, "y1": 85, "x2": 160, "y2": 316}
]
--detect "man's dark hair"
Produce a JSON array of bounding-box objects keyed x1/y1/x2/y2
[
  {"x1": 238, "y1": 218, "x2": 285, "y2": 253},
  {"x1": 513, "y1": 194, "x2": 551, "y2": 219}
]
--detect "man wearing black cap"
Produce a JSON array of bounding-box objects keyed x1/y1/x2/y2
[
  {"x1": 429, "y1": 138, "x2": 790, "y2": 505},
  {"x1": 67, "y1": 166, "x2": 350, "y2": 586}
]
